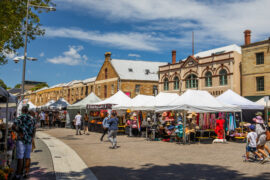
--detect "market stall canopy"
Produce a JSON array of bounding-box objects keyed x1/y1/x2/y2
[
  {"x1": 217, "y1": 89, "x2": 264, "y2": 110},
  {"x1": 68, "y1": 92, "x2": 101, "y2": 110},
  {"x1": 27, "y1": 101, "x2": 36, "y2": 110},
  {"x1": 113, "y1": 94, "x2": 155, "y2": 110},
  {"x1": 42, "y1": 100, "x2": 55, "y2": 108},
  {"x1": 87, "y1": 90, "x2": 131, "y2": 109},
  {"x1": 49, "y1": 98, "x2": 70, "y2": 110},
  {"x1": 0, "y1": 87, "x2": 17, "y2": 107},
  {"x1": 138, "y1": 92, "x2": 179, "y2": 111},
  {"x1": 156, "y1": 90, "x2": 241, "y2": 113},
  {"x1": 256, "y1": 96, "x2": 270, "y2": 108}
]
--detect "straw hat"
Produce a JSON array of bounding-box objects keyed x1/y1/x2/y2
[
  {"x1": 187, "y1": 114, "x2": 193, "y2": 119},
  {"x1": 255, "y1": 112, "x2": 263, "y2": 116},
  {"x1": 253, "y1": 116, "x2": 264, "y2": 124}
]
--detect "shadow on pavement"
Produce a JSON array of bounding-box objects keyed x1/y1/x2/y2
[{"x1": 89, "y1": 163, "x2": 270, "y2": 180}]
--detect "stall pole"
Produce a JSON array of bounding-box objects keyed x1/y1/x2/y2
[
  {"x1": 183, "y1": 110, "x2": 186, "y2": 144},
  {"x1": 4, "y1": 94, "x2": 9, "y2": 166},
  {"x1": 266, "y1": 99, "x2": 269, "y2": 128},
  {"x1": 240, "y1": 111, "x2": 243, "y2": 133}
]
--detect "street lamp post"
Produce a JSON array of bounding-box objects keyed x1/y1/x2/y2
[{"x1": 20, "y1": 0, "x2": 55, "y2": 101}]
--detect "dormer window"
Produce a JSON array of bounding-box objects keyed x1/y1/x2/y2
[
  {"x1": 145, "y1": 69, "x2": 150, "y2": 74},
  {"x1": 128, "y1": 68, "x2": 133, "y2": 72}
]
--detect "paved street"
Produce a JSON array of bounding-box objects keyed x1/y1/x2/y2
[{"x1": 41, "y1": 128, "x2": 270, "y2": 180}]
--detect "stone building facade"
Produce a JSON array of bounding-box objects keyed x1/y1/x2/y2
[
  {"x1": 159, "y1": 45, "x2": 242, "y2": 96},
  {"x1": 94, "y1": 52, "x2": 166, "y2": 99},
  {"x1": 241, "y1": 30, "x2": 270, "y2": 101},
  {"x1": 25, "y1": 52, "x2": 165, "y2": 105}
]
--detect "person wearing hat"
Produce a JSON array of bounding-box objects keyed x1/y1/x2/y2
[
  {"x1": 245, "y1": 124, "x2": 263, "y2": 161},
  {"x1": 253, "y1": 112, "x2": 270, "y2": 160}
]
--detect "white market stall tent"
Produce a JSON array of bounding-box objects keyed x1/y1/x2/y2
[
  {"x1": 216, "y1": 89, "x2": 264, "y2": 110},
  {"x1": 87, "y1": 90, "x2": 132, "y2": 109},
  {"x1": 49, "y1": 98, "x2": 70, "y2": 110},
  {"x1": 113, "y1": 94, "x2": 155, "y2": 110},
  {"x1": 256, "y1": 96, "x2": 270, "y2": 108},
  {"x1": 68, "y1": 92, "x2": 101, "y2": 110},
  {"x1": 41, "y1": 100, "x2": 55, "y2": 109},
  {"x1": 156, "y1": 90, "x2": 241, "y2": 113}
]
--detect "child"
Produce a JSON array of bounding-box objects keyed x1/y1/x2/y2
[{"x1": 246, "y1": 125, "x2": 263, "y2": 161}]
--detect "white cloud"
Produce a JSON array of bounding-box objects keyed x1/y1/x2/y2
[
  {"x1": 47, "y1": 46, "x2": 88, "y2": 66},
  {"x1": 40, "y1": 52, "x2": 44, "y2": 57},
  {"x1": 128, "y1": 53, "x2": 141, "y2": 58},
  {"x1": 3, "y1": 50, "x2": 16, "y2": 59},
  {"x1": 45, "y1": 27, "x2": 159, "y2": 51},
  {"x1": 56, "y1": 0, "x2": 270, "y2": 45}
]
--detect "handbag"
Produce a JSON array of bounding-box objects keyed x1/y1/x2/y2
[{"x1": 266, "y1": 130, "x2": 270, "y2": 141}]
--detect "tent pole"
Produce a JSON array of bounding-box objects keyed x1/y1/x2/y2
[
  {"x1": 4, "y1": 93, "x2": 9, "y2": 166},
  {"x1": 183, "y1": 110, "x2": 186, "y2": 144},
  {"x1": 240, "y1": 111, "x2": 243, "y2": 133},
  {"x1": 266, "y1": 98, "x2": 269, "y2": 128}
]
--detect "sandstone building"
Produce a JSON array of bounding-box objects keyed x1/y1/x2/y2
[
  {"x1": 241, "y1": 30, "x2": 270, "y2": 101},
  {"x1": 26, "y1": 52, "x2": 166, "y2": 105},
  {"x1": 95, "y1": 52, "x2": 166, "y2": 99},
  {"x1": 159, "y1": 45, "x2": 242, "y2": 96}
]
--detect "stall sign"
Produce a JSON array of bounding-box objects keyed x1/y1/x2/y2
[{"x1": 86, "y1": 104, "x2": 113, "y2": 109}]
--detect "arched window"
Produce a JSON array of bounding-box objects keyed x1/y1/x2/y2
[
  {"x1": 186, "y1": 74, "x2": 198, "y2": 89},
  {"x1": 105, "y1": 68, "x2": 108, "y2": 79},
  {"x1": 205, "y1": 71, "x2": 212, "y2": 87},
  {"x1": 173, "y1": 76, "x2": 179, "y2": 90},
  {"x1": 164, "y1": 78, "x2": 169, "y2": 91},
  {"x1": 219, "y1": 69, "x2": 227, "y2": 85}
]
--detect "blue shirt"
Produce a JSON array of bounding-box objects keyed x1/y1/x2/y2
[
  {"x1": 102, "y1": 117, "x2": 110, "y2": 128},
  {"x1": 108, "y1": 117, "x2": 119, "y2": 131}
]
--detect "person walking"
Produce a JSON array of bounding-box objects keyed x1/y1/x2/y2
[
  {"x1": 48, "y1": 111, "x2": 53, "y2": 129},
  {"x1": 253, "y1": 112, "x2": 270, "y2": 162},
  {"x1": 75, "y1": 111, "x2": 82, "y2": 135},
  {"x1": 12, "y1": 106, "x2": 36, "y2": 179},
  {"x1": 107, "y1": 112, "x2": 118, "y2": 149},
  {"x1": 100, "y1": 112, "x2": 109, "y2": 141},
  {"x1": 245, "y1": 124, "x2": 263, "y2": 161},
  {"x1": 39, "y1": 111, "x2": 45, "y2": 128},
  {"x1": 83, "y1": 113, "x2": 90, "y2": 135}
]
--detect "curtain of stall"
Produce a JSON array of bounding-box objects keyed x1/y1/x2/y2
[{"x1": 4, "y1": 93, "x2": 9, "y2": 166}]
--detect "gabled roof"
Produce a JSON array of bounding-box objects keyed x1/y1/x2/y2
[
  {"x1": 194, "y1": 44, "x2": 241, "y2": 59},
  {"x1": 181, "y1": 56, "x2": 199, "y2": 68},
  {"x1": 82, "y1": 77, "x2": 96, "y2": 84},
  {"x1": 111, "y1": 59, "x2": 167, "y2": 81}
]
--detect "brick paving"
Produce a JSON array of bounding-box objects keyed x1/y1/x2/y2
[{"x1": 44, "y1": 128, "x2": 270, "y2": 180}]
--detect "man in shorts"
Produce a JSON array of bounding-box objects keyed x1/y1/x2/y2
[{"x1": 13, "y1": 106, "x2": 36, "y2": 179}]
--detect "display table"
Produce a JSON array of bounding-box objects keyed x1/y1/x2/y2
[{"x1": 195, "y1": 129, "x2": 215, "y2": 143}]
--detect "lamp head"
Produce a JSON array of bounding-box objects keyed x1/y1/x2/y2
[{"x1": 13, "y1": 57, "x2": 20, "y2": 63}]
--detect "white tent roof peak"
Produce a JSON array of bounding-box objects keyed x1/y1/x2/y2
[
  {"x1": 217, "y1": 89, "x2": 264, "y2": 110},
  {"x1": 256, "y1": 96, "x2": 270, "y2": 107},
  {"x1": 156, "y1": 89, "x2": 241, "y2": 112},
  {"x1": 68, "y1": 92, "x2": 101, "y2": 109},
  {"x1": 95, "y1": 90, "x2": 131, "y2": 105}
]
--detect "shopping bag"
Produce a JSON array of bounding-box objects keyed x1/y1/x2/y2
[{"x1": 266, "y1": 130, "x2": 270, "y2": 141}]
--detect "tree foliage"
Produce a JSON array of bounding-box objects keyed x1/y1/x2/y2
[
  {"x1": 14, "y1": 84, "x2": 21, "y2": 88},
  {"x1": 31, "y1": 82, "x2": 48, "y2": 91},
  {"x1": 0, "y1": 79, "x2": 7, "y2": 89},
  {"x1": 0, "y1": 0, "x2": 55, "y2": 65}
]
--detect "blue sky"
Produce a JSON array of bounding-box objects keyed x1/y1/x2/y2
[{"x1": 1, "y1": 0, "x2": 270, "y2": 88}]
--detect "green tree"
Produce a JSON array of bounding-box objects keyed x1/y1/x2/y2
[
  {"x1": 31, "y1": 82, "x2": 48, "y2": 91},
  {"x1": 0, "y1": 0, "x2": 55, "y2": 65},
  {"x1": 14, "y1": 84, "x2": 21, "y2": 88},
  {"x1": 0, "y1": 79, "x2": 7, "y2": 89}
]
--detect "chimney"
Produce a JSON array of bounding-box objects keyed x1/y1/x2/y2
[
  {"x1": 172, "y1": 50, "x2": 176, "y2": 64},
  {"x1": 105, "y1": 52, "x2": 111, "y2": 61},
  {"x1": 244, "y1": 30, "x2": 251, "y2": 45}
]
